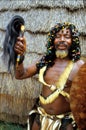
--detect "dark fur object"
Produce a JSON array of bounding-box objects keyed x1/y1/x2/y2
[
  {"x1": 70, "y1": 63, "x2": 86, "y2": 130},
  {"x1": 3, "y1": 15, "x2": 25, "y2": 72}
]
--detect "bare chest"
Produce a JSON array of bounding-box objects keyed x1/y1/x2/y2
[{"x1": 44, "y1": 62, "x2": 71, "y2": 85}]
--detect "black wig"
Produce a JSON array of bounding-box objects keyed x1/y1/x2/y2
[{"x1": 3, "y1": 15, "x2": 25, "y2": 72}]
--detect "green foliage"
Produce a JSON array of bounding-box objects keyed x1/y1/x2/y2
[{"x1": 0, "y1": 121, "x2": 27, "y2": 130}]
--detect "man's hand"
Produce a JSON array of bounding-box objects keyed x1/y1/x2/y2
[{"x1": 14, "y1": 37, "x2": 26, "y2": 55}]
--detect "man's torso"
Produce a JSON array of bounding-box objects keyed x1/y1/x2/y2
[{"x1": 40, "y1": 59, "x2": 84, "y2": 115}]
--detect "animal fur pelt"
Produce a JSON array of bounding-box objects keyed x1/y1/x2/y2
[
  {"x1": 70, "y1": 63, "x2": 86, "y2": 130},
  {"x1": 3, "y1": 15, "x2": 25, "y2": 72}
]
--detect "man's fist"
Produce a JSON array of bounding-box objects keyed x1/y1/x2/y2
[{"x1": 14, "y1": 37, "x2": 26, "y2": 55}]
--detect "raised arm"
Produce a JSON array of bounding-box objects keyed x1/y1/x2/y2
[
  {"x1": 15, "y1": 63, "x2": 38, "y2": 79},
  {"x1": 14, "y1": 37, "x2": 38, "y2": 79}
]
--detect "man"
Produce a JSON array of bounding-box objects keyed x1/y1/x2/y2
[{"x1": 14, "y1": 22, "x2": 84, "y2": 130}]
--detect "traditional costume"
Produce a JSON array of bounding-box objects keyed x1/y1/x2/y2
[
  {"x1": 27, "y1": 22, "x2": 81, "y2": 130},
  {"x1": 28, "y1": 107, "x2": 77, "y2": 130},
  {"x1": 27, "y1": 61, "x2": 77, "y2": 130}
]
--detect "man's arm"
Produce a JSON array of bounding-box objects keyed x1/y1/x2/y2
[
  {"x1": 14, "y1": 36, "x2": 38, "y2": 79},
  {"x1": 15, "y1": 62, "x2": 38, "y2": 79}
]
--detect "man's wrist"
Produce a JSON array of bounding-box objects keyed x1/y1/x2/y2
[{"x1": 18, "y1": 55, "x2": 25, "y2": 64}]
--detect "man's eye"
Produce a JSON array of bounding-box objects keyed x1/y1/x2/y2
[
  {"x1": 65, "y1": 35, "x2": 71, "y2": 38},
  {"x1": 56, "y1": 35, "x2": 60, "y2": 38}
]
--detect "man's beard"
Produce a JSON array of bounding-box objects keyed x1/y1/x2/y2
[{"x1": 55, "y1": 50, "x2": 68, "y2": 59}]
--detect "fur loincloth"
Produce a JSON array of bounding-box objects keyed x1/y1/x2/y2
[{"x1": 27, "y1": 107, "x2": 77, "y2": 130}]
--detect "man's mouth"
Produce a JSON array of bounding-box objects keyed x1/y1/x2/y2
[
  {"x1": 57, "y1": 45, "x2": 67, "y2": 50},
  {"x1": 55, "y1": 42, "x2": 68, "y2": 50}
]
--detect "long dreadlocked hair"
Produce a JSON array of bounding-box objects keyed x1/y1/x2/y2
[{"x1": 36, "y1": 22, "x2": 81, "y2": 72}]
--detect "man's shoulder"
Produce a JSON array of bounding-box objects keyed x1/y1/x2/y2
[
  {"x1": 75, "y1": 59, "x2": 85, "y2": 69},
  {"x1": 69, "y1": 59, "x2": 85, "y2": 81}
]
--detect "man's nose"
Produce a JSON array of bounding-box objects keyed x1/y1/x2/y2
[{"x1": 61, "y1": 36, "x2": 65, "y2": 41}]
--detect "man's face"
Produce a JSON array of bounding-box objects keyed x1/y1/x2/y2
[{"x1": 54, "y1": 28, "x2": 72, "y2": 51}]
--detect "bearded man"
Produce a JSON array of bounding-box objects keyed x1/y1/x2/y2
[{"x1": 14, "y1": 22, "x2": 84, "y2": 130}]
